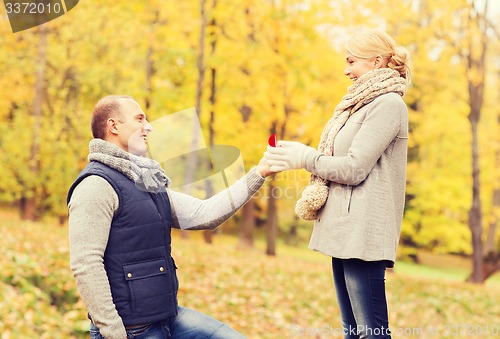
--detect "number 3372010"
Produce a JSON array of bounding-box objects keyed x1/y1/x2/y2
[{"x1": 5, "y1": 2, "x2": 63, "y2": 14}]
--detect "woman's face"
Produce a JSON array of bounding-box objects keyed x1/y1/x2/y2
[{"x1": 344, "y1": 52, "x2": 376, "y2": 82}]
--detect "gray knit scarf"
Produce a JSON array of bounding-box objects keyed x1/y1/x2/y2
[
  {"x1": 295, "y1": 68, "x2": 406, "y2": 220},
  {"x1": 88, "y1": 139, "x2": 170, "y2": 193}
]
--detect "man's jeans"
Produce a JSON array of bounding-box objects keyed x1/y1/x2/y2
[
  {"x1": 89, "y1": 306, "x2": 246, "y2": 339},
  {"x1": 332, "y1": 258, "x2": 391, "y2": 339}
]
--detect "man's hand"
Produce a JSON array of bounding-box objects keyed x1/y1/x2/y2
[
  {"x1": 256, "y1": 155, "x2": 274, "y2": 177},
  {"x1": 264, "y1": 140, "x2": 316, "y2": 172}
]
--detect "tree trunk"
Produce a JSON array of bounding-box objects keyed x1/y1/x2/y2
[
  {"x1": 144, "y1": 7, "x2": 158, "y2": 111},
  {"x1": 21, "y1": 25, "x2": 48, "y2": 221},
  {"x1": 482, "y1": 252, "x2": 500, "y2": 281},
  {"x1": 20, "y1": 196, "x2": 37, "y2": 221},
  {"x1": 485, "y1": 109, "x2": 500, "y2": 258},
  {"x1": 145, "y1": 36, "x2": 155, "y2": 110},
  {"x1": 465, "y1": 1, "x2": 488, "y2": 284},
  {"x1": 182, "y1": 0, "x2": 208, "y2": 239},
  {"x1": 479, "y1": 167, "x2": 500, "y2": 281},
  {"x1": 468, "y1": 119, "x2": 484, "y2": 283},
  {"x1": 235, "y1": 5, "x2": 258, "y2": 249},
  {"x1": 467, "y1": 251, "x2": 500, "y2": 283},
  {"x1": 202, "y1": 0, "x2": 218, "y2": 244},
  {"x1": 485, "y1": 189, "x2": 500, "y2": 254},
  {"x1": 285, "y1": 214, "x2": 299, "y2": 246},
  {"x1": 193, "y1": 0, "x2": 207, "y2": 122},
  {"x1": 239, "y1": 198, "x2": 255, "y2": 248},
  {"x1": 266, "y1": 176, "x2": 278, "y2": 256}
]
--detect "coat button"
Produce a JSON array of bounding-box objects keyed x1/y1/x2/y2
[
  {"x1": 127, "y1": 273, "x2": 132, "y2": 278},
  {"x1": 159, "y1": 267, "x2": 165, "y2": 272}
]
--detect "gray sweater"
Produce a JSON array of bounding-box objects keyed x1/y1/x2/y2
[
  {"x1": 304, "y1": 93, "x2": 408, "y2": 265},
  {"x1": 68, "y1": 167, "x2": 264, "y2": 339}
]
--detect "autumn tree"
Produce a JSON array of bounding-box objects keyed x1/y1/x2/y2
[
  {"x1": 2, "y1": 0, "x2": 499, "y2": 266},
  {"x1": 427, "y1": 0, "x2": 494, "y2": 283}
]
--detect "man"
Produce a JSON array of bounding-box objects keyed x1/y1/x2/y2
[{"x1": 68, "y1": 95, "x2": 272, "y2": 339}]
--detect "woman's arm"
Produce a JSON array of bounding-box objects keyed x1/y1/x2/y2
[
  {"x1": 266, "y1": 95, "x2": 406, "y2": 186},
  {"x1": 306, "y1": 95, "x2": 406, "y2": 185}
]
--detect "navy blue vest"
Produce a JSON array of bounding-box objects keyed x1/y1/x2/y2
[{"x1": 67, "y1": 161, "x2": 179, "y2": 326}]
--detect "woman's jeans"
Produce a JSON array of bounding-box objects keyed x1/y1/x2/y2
[
  {"x1": 332, "y1": 258, "x2": 391, "y2": 339},
  {"x1": 89, "y1": 306, "x2": 246, "y2": 339}
]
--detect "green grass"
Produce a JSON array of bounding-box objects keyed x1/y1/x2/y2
[
  {"x1": 394, "y1": 251, "x2": 500, "y2": 285},
  {"x1": 226, "y1": 228, "x2": 500, "y2": 285},
  {"x1": 395, "y1": 260, "x2": 500, "y2": 285},
  {"x1": 395, "y1": 260, "x2": 472, "y2": 281}
]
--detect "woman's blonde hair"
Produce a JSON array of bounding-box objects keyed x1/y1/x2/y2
[{"x1": 346, "y1": 29, "x2": 412, "y2": 84}]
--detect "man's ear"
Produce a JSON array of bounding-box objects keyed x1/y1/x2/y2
[{"x1": 107, "y1": 118, "x2": 120, "y2": 135}]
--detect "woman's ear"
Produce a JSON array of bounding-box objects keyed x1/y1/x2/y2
[{"x1": 374, "y1": 55, "x2": 383, "y2": 69}]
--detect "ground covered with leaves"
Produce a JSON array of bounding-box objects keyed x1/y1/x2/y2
[{"x1": 1, "y1": 210, "x2": 500, "y2": 338}]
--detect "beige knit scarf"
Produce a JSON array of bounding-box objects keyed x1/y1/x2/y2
[{"x1": 295, "y1": 68, "x2": 406, "y2": 220}]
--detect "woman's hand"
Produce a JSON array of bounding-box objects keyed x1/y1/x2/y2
[{"x1": 265, "y1": 141, "x2": 316, "y2": 172}]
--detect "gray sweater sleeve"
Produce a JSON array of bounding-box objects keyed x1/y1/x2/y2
[
  {"x1": 169, "y1": 167, "x2": 265, "y2": 230},
  {"x1": 68, "y1": 175, "x2": 126, "y2": 339},
  {"x1": 68, "y1": 168, "x2": 265, "y2": 338}
]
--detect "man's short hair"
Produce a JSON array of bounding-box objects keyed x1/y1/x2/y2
[{"x1": 91, "y1": 95, "x2": 133, "y2": 139}]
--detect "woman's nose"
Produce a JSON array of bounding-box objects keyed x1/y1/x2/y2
[{"x1": 344, "y1": 68, "x2": 350, "y2": 76}]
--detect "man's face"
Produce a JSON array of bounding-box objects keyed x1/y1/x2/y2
[{"x1": 115, "y1": 99, "x2": 152, "y2": 156}]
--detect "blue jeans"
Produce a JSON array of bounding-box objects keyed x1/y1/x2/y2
[
  {"x1": 89, "y1": 306, "x2": 246, "y2": 339},
  {"x1": 332, "y1": 258, "x2": 391, "y2": 339}
]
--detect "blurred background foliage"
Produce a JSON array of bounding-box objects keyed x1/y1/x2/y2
[{"x1": 1, "y1": 0, "x2": 500, "y2": 337}]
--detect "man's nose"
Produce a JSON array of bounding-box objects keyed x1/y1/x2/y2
[{"x1": 144, "y1": 120, "x2": 153, "y2": 133}]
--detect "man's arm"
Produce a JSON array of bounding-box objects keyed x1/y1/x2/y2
[
  {"x1": 169, "y1": 167, "x2": 265, "y2": 230},
  {"x1": 68, "y1": 175, "x2": 127, "y2": 339}
]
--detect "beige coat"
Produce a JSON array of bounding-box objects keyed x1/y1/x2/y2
[{"x1": 304, "y1": 92, "x2": 408, "y2": 265}]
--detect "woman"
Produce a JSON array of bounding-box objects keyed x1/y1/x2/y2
[{"x1": 265, "y1": 29, "x2": 411, "y2": 339}]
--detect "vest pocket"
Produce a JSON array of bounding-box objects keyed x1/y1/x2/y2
[{"x1": 123, "y1": 258, "x2": 175, "y2": 316}]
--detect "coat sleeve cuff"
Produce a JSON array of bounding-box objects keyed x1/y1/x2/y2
[{"x1": 304, "y1": 148, "x2": 324, "y2": 173}]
